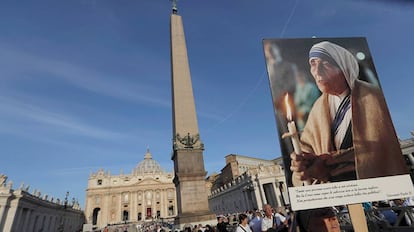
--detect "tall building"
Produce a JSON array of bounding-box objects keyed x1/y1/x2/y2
[
  {"x1": 84, "y1": 149, "x2": 177, "y2": 229},
  {"x1": 0, "y1": 175, "x2": 84, "y2": 232},
  {"x1": 169, "y1": 4, "x2": 216, "y2": 229}
]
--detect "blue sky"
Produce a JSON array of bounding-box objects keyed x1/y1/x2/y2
[{"x1": 1, "y1": 0, "x2": 413, "y2": 208}]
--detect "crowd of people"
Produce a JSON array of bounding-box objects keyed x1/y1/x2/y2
[
  {"x1": 363, "y1": 198, "x2": 414, "y2": 228},
  {"x1": 100, "y1": 221, "x2": 173, "y2": 232},
  {"x1": 215, "y1": 204, "x2": 291, "y2": 232},
  {"x1": 214, "y1": 199, "x2": 414, "y2": 232},
  {"x1": 96, "y1": 197, "x2": 414, "y2": 232}
]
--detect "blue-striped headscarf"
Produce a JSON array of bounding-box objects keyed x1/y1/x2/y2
[{"x1": 309, "y1": 41, "x2": 359, "y2": 89}]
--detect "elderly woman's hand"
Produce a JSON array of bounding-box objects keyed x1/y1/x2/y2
[{"x1": 291, "y1": 152, "x2": 331, "y2": 184}]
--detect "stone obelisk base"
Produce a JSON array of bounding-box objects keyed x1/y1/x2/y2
[{"x1": 172, "y1": 150, "x2": 217, "y2": 230}]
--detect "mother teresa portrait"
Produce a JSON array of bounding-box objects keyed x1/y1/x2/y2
[{"x1": 290, "y1": 41, "x2": 408, "y2": 187}]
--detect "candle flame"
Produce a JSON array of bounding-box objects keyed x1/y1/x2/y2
[{"x1": 285, "y1": 93, "x2": 292, "y2": 121}]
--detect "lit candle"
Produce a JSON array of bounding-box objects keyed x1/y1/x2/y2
[
  {"x1": 285, "y1": 94, "x2": 310, "y2": 185},
  {"x1": 285, "y1": 94, "x2": 302, "y2": 154}
]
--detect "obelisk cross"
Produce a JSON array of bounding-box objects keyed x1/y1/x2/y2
[{"x1": 171, "y1": 0, "x2": 178, "y2": 14}]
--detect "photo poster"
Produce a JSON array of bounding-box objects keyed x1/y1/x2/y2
[{"x1": 263, "y1": 37, "x2": 413, "y2": 211}]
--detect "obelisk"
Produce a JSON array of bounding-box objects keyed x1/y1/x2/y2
[{"x1": 169, "y1": 2, "x2": 216, "y2": 229}]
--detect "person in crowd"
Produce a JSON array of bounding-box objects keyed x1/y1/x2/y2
[
  {"x1": 403, "y1": 196, "x2": 414, "y2": 207},
  {"x1": 377, "y1": 201, "x2": 398, "y2": 225},
  {"x1": 233, "y1": 214, "x2": 238, "y2": 225},
  {"x1": 247, "y1": 210, "x2": 254, "y2": 222},
  {"x1": 204, "y1": 224, "x2": 213, "y2": 232},
  {"x1": 261, "y1": 204, "x2": 286, "y2": 232},
  {"x1": 194, "y1": 224, "x2": 204, "y2": 232},
  {"x1": 261, "y1": 204, "x2": 274, "y2": 232},
  {"x1": 217, "y1": 216, "x2": 229, "y2": 232},
  {"x1": 393, "y1": 198, "x2": 412, "y2": 226},
  {"x1": 184, "y1": 226, "x2": 192, "y2": 232},
  {"x1": 304, "y1": 208, "x2": 340, "y2": 232},
  {"x1": 273, "y1": 207, "x2": 288, "y2": 232},
  {"x1": 249, "y1": 211, "x2": 262, "y2": 232},
  {"x1": 237, "y1": 213, "x2": 252, "y2": 232}
]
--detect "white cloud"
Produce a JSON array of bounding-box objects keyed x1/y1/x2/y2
[
  {"x1": 0, "y1": 95, "x2": 128, "y2": 140},
  {"x1": 0, "y1": 43, "x2": 170, "y2": 108}
]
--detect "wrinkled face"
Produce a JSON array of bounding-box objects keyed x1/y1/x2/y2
[
  {"x1": 264, "y1": 204, "x2": 273, "y2": 217},
  {"x1": 309, "y1": 57, "x2": 348, "y2": 95}
]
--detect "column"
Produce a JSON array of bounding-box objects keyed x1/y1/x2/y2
[
  {"x1": 103, "y1": 193, "x2": 109, "y2": 225},
  {"x1": 273, "y1": 181, "x2": 282, "y2": 207},
  {"x1": 46, "y1": 215, "x2": 52, "y2": 232},
  {"x1": 242, "y1": 188, "x2": 248, "y2": 211},
  {"x1": 22, "y1": 209, "x2": 32, "y2": 231},
  {"x1": 0, "y1": 196, "x2": 10, "y2": 228},
  {"x1": 407, "y1": 153, "x2": 414, "y2": 166},
  {"x1": 51, "y1": 215, "x2": 56, "y2": 232},
  {"x1": 160, "y1": 189, "x2": 165, "y2": 219},
  {"x1": 27, "y1": 210, "x2": 36, "y2": 231},
  {"x1": 255, "y1": 180, "x2": 265, "y2": 210},
  {"x1": 141, "y1": 192, "x2": 145, "y2": 221},
  {"x1": 131, "y1": 191, "x2": 137, "y2": 222},
  {"x1": 163, "y1": 189, "x2": 168, "y2": 218},
  {"x1": 152, "y1": 190, "x2": 156, "y2": 219},
  {"x1": 174, "y1": 189, "x2": 178, "y2": 216},
  {"x1": 118, "y1": 192, "x2": 122, "y2": 222},
  {"x1": 13, "y1": 206, "x2": 24, "y2": 231},
  {"x1": 43, "y1": 214, "x2": 50, "y2": 232}
]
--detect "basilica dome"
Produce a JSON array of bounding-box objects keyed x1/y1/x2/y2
[{"x1": 133, "y1": 149, "x2": 165, "y2": 175}]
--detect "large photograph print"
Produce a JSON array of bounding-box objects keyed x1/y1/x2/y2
[{"x1": 263, "y1": 37, "x2": 411, "y2": 210}]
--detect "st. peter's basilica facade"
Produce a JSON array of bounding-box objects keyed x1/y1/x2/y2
[{"x1": 85, "y1": 149, "x2": 177, "y2": 228}]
